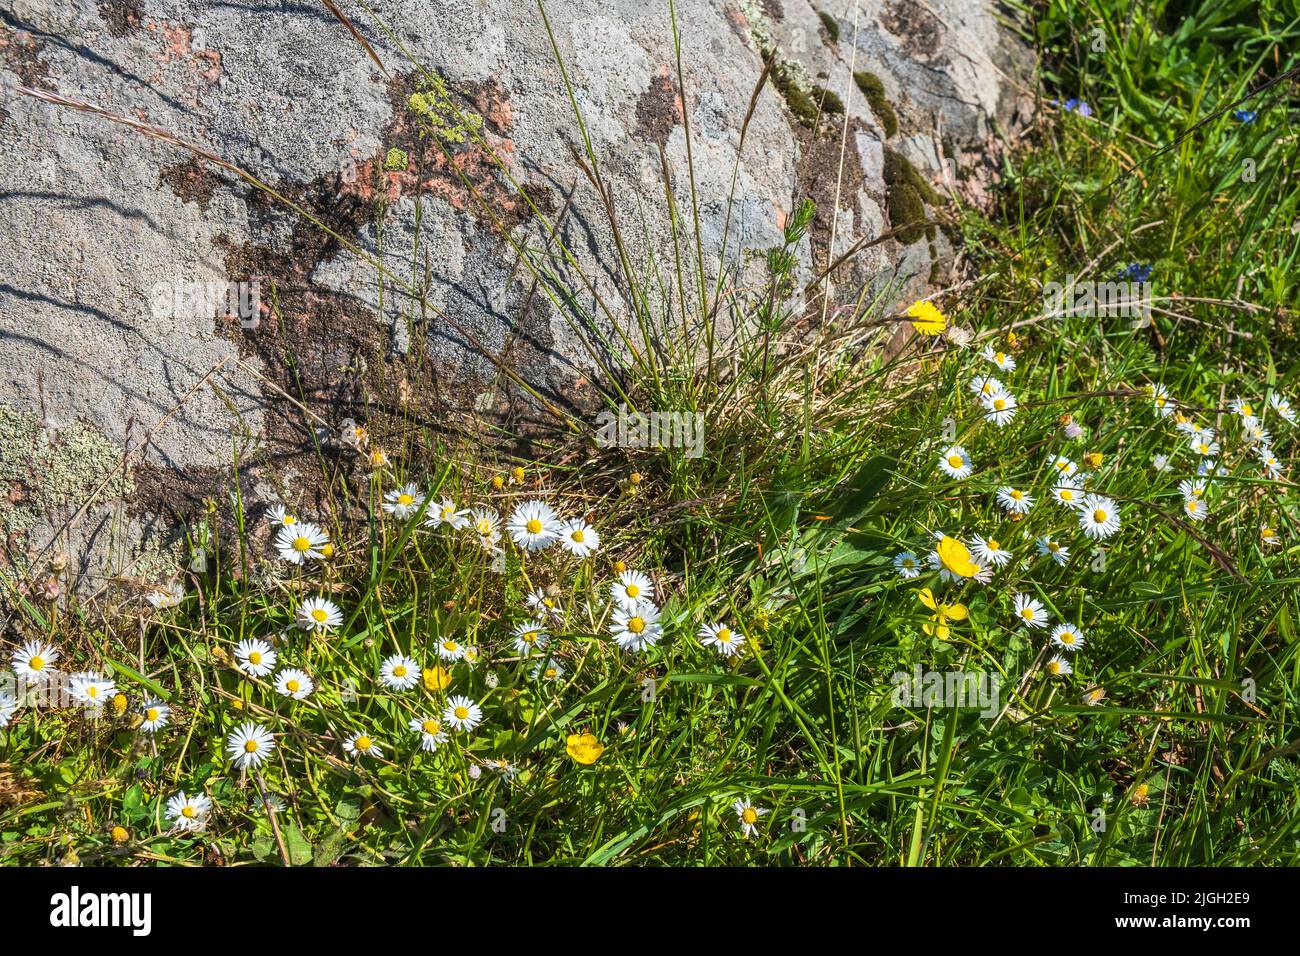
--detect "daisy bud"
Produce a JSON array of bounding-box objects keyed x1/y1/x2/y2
[
  {"x1": 512, "y1": 466, "x2": 525, "y2": 482},
  {"x1": 110, "y1": 826, "x2": 130, "y2": 844},
  {"x1": 491, "y1": 475, "x2": 505, "y2": 490}
]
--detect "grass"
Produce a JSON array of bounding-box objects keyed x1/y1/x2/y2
[{"x1": 2, "y1": 0, "x2": 1299, "y2": 866}]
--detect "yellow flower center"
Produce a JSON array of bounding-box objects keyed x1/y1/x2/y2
[
  {"x1": 286, "y1": 680, "x2": 300, "y2": 693},
  {"x1": 993, "y1": 398, "x2": 1006, "y2": 411},
  {"x1": 423, "y1": 720, "x2": 440, "y2": 735},
  {"x1": 244, "y1": 740, "x2": 259, "y2": 753},
  {"x1": 1060, "y1": 490, "x2": 1075, "y2": 501},
  {"x1": 523, "y1": 632, "x2": 537, "y2": 644},
  {"x1": 982, "y1": 382, "x2": 994, "y2": 395},
  {"x1": 311, "y1": 608, "x2": 328, "y2": 622},
  {"x1": 625, "y1": 584, "x2": 640, "y2": 598},
  {"x1": 284, "y1": 515, "x2": 296, "y2": 525},
  {"x1": 1186, "y1": 501, "x2": 1196, "y2": 513},
  {"x1": 355, "y1": 736, "x2": 372, "y2": 751},
  {"x1": 628, "y1": 617, "x2": 646, "y2": 634},
  {"x1": 182, "y1": 806, "x2": 196, "y2": 819},
  {"x1": 571, "y1": 529, "x2": 585, "y2": 542},
  {"x1": 87, "y1": 686, "x2": 99, "y2": 699},
  {"x1": 292, "y1": 536, "x2": 311, "y2": 552},
  {"x1": 29, "y1": 655, "x2": 44, "y2": 670},
  {"x1": 1048, "y1": 542, "x2": 1060, "y2": 552},
  {"x1": 1010, "y1": 490, "x2": 1023, "y2": 500},
  {"x1": 1060, "y1": 632, "x2": 1075, "y2": 644},
  {"x1": 398, "y1": 493, "x2": 413, "y2": 506},
  {"x1": 544, "y1": 668, "x2": 557, "y2": 679},
  {"x1": 454, "y1": 706, "x2": 469, "y2": 720},
  {"x1": 442, "y1": 507, "x2": 454, "y2": 519},
  {"x1": 1093, "y1": 509, "x2": 1108, "y2": 523},
  {"x1": 995, "y1": 352, "x2": 1005, "y2": 363},
  {"x1": 444, "y1": 641, "x2": 458, "y2": 652},
  {"x1": 742, "y1": 808, "x2": 758, "y2": 824},
  {"x1": 526, "y1": 518, "x2": 543, "y2": 534},
  {"x1": 248, "y1": 651, "x2": 261, "y2": 664},
  {"x1": 476, "y1": 519, "x2": 492, "y2": 534},
  {"x1": 947, "y1": 455, "x2": 963, "y2": 469},
  {"x1": 146, "y1": 708, "x2": 159, "y2": 721},
  {"x1": 1021, "y1": 608, "x2": 1034, "y2": 620},
  {"x1": 987, "y1": 539, "x2": 1000, "y2": 551},
  {"x1": 393, "y1": 665, "x2": 407, "y2": 677},
  {"x1": 1047, "y1": 661, "x2": 1061, "y2": 675},
  {"x1": 717, "y1": 628, "x2": 732, "y2": 643}
]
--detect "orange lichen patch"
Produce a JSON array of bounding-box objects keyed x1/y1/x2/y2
[{"x1": 145, "y1": 20, "x2": 222, "y2": 85}]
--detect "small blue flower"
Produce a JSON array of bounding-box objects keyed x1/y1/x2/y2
[
  {"x1": 1233, "y1": 109, "x2": 1257, "y2": 123},
  {"x1": 1119, "y1": 263, "x2": 1153, "y2": 282},
  {"x1": 1062, "y1": 98, "x2": 1093, "y2": 117}
]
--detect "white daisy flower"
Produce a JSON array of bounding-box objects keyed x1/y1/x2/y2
[
  {"x1": 1182, "y1": 497, "x2": 1208, "y2": 522},
  {"x1": 1078, "y1": 493, "x2": 1121, "y2": 540},
  {"x1": 1013, "y1": 593, "x2": 1049, "y2": 629},
  {"x1": 611, "y1": 569, "x2": 655, "y2": 607},
  {"x1": 1189, "y1": 436, "x2": 1220, "y2": 457},
  {"x1": 511, "y1": 620, "x2": 549, "y2": 656},
  {"x1": 893, "y1": 550, "x2": 922, "y2": 578},
  {"x1": 609, "y1": 599, "x2": 663, "y2": 653},
  {"x1": 267, "y1": 504, "x2": 297, "y2": 527},
  {"x1": 147, "y1": 581, "x2": 186, "y2": 609},
  {"x1": 297, "y1": 596, "x2": 343, "y2": 633},
  {"x1": 1229, "y1": 397, "x2": 1256, "y2": 419},
  {"x1": 526, "y1": 588, "x2": 563, "y2": 620},
  {"x1": 1197, "y1": 459, "x2": 1226, "y2": 478},
  {"x1": 938, "y1": 445, "x2": 973, "y2": 480},
  {"x1": 970, "y1": 534, "x2": 1012, "y2": 568},
  {"x1": 274, "y1": 668, "x2": 314, "y2": 700},
  {"x1": 981, "y1": 345, "x2": 1016, "y2": 371},
  {"x1": 969, "y1": 374, "x2": 1004, "y2": 399},
  {"x1": 436, "y1": 636, "x2": 466, "y2": 661},
  {"x1": 0, "y1": 690, "x2": 17, "y2": 728},
  {"x1": 733, "y1": 797, "x2": 768, "y2": 838},
  {"x1": 1051, "y1": 480, "x2": 1084, "y2": 509},
  {"x1": 410, "y1": 716, "x2": 448, "y2": 752},
  {"x1": 556, "y1": 519, "x2": 600, "y2": 557},
  {"x1": 234, "y1": 639, "x2": 277, "y2": 678},
  {"x1": 69, "y1": 672, "x2": 117, "y2": 708},
  {"x1": 1048, "y1": 455, "x2": 1078, "y2": 479},
  {"x1": 274, "y1": 521, "x2": 329, "y2": 564},
  {"x1": 343, "y1": 731, "x2": 383, "y2": 759},
  {"x1": 1150, "y1": 384, "x2": 1173, "y2": 417},
  {"x1": 1270, "y1": 393, "x2": 1295, "y2": 424},
  {"x1": 379, "y1": 654, "x2": 421, "y2": 691},
  {"x1": 443, "y1": 695, "x2": 483, "y2": 732},
  {"x1": 532, "y1": 658, "x2": 564, "y2": 682},
  {"x1": 1178, "y1": 478, "x2": 1207, "y2": 500},
  {"x1": 1045, "y1": 655, "x2": 1073, "y2": 677},
  {"x1": 1151, "y1": 453, "x2": 1172, "y2": 472},
  {"x1": 227, "y1": 721, "x2": 275, "y2": 770},
  {"x1": 140, "y1": 700, "x2": 170, "y2": 732},
  {"x1": 382, "y1": 483, "x2": 426, "y2": 521},
  {"x1": 462, "y1": 645, "x2": 481, "y2": 666},
  {"x1": 507, "y1": 499, "x2": 561, "y2": 551},
  {"x1": 1242, "y1": 422, "x2": 1272, "y2": 446},
  {"x1": 12, "y1": 639, "x2": 59, "y2": 681},
  {"x1": 982, "y1": 389, "x2": 1017, "y2": 426},
  {"x1": 1035, "y1": 535, "x2": 1070, "y2": 566},
  {"x1": 165, "y1": 791, "x2": 212, "y2": 832},
  {"x1": 996, "y1": 487, "x2": 1034, "y2": 514},
  {"x1": 1049, "y1": 623, "x2": 1085, "y2": 652},
  {"x1": 425, "y1": 498, "x2": 470, "y2": 530},
  {"x1": 698, "y1": 621, "x2": 744, "y2": 658},
  {"x1": 1257, "y1": 446, "x2": 1283, "y2": 479}
]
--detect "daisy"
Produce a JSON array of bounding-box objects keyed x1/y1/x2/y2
[
  {"x1": 69, "y1": 672, "x2": 117, "y2": 708},
  {"x1": 1044, "y1": 655, "x2": 1073, "y2": 677},
  {"x1": 1182, "y1": 497, "x2": 1208, "y2": 522},
  {"x1": 996, "y1": 486, "x2": 1034, "y2": 515},
  {"x1": 733, "y1": 797, "x2": 768, "y2": 838},
  {"x1": 1150, "y1": 384, "x2": 1173, "y2": 417},
  {"x1": 12, "y1": 639, "x2": 58, "y2": 681},
  {"x1": 469, "y1": 508, "x2": 503, "y2": 552},
  {"x1": 1049, "y1": 623, "x2": 1086, "y2": 652},
  {"x1": 526, "y1": 588, "x2": 563, "y2": 619},
  {"x1": 234, "y1": 638, "x2": 277, "y2": 678},
  {"x1": 379, "y1": 654, "x2": 421, "y2": 691},
  {"x1": 938, "y1": 445, "x2": 973, "y2": 480},
  {"x1": 1078, "y1": 494, "x2": 1121, "y2": 540},
  {"x1": 968, "y1": 374, "x2": 1004, "y2": 399},
  {"x1": 506, "y1": 500, "x2": 561, "y2": 551},
  {"x1": 382, "y1": 483, "x2": 426, "y2": 521},
  {"x1": 1051, "y1": 480, "x2": 1084, "y2": 509},
  {"x1": 1048, "y1": 455, "x2": 1078, "y2": 479},
  {"x1": 698, "y1": 622, "x2": 744, "y2": 658},
  {"x1": 410, "y1": 716, "x2": 448, "y2": 752},
  {"x1": 274, "y1": 521, "x2": 329, "y2": 564},
  {"x1": 982, "y1": 389, "x2": 1018, "y2": 426},
  {"x1": 274, "y1": 668, "x2": 314, "y2": 700},
  {"x1": 611, "y1": 569, "x2": 655, "y2": 607},
  {"x1": 981, "y1": 345, "x2": 1016, "y2": 372},
  {"x1": 1081, "y1": 686, "x2": 1106, "y2": 706},
  {"x1": 227, "y1": 722, "x2": 275, "y2": 770},
  {"x1": 1197, "y1": 459, "x2": 1226, "y2": 478},
  {"x1": 1151, "y1": 454, "x2": 1172, "y2": 472},
  {"x1": 343, "y1": 731, "x2": 383, "y2": 759},
  {"x1": 1178, "y1": 478, "x2": 1207, "y2": 500},
  {"x1": 556, "y1": 519, "x2": 600, "y2": 558},
  {"x1": 1229, "y1": 397, "x2": 1256, "y2": 420},
  {"x1": 297, "y1": 596, "x2": 343, "y2": 633},
  {"x1": 140, "y1": 700, "x2": 170, "y2": 732},
  {"x1": 147, "y1": 581, "x2": 186, "y2": 609},
  {"x1": 511, "y1": 619, "x2": 550, "y2": 656},
  {"x1": 436, "y1": 636, "x2": 466, "y2": 661},
  {"x1": 609, "y1": 599, "x2": 664, "y2": 652},
  {"x1": 1242, "y1": 422, "x2": 1272, "y2": 446},
  {"x1": 1270, "y1": 393, "x2": 1295, "y2": 424},
  {"x1": 1257, "y1": 447, "x2": 1283, "y2": 479},
  {"x1": 1189, "y1": 436, "x2": 1220, "y2": 457},
  {"x1": 266, "y1": 504, "x2": 297, "y2": 527},
  {"x1": 0, "y1": 690, "x2": 17, "y2": 728},
  {"x1": 165, "y1": 791, "x2": 213, "y2": 832},
  {"x1": 1261, "y1": 525, "x2": 1281, "y2": 547},
  {"x1": 1035, "y1": 535, "x2": 1070, "y2": 566},
  {"x1": 1013, "y1": 593, "x2": 1049, "y2": 629},
  {"x1": 425, "y1": 498, "x2": 470, "y2": 530},
  {"x1": 970, "y1": 534, "x2": 1012, "y2": 568},
  {"x1": 462, "y1": 645, "x2": 481, "y2": 666},
  {"x1": 532, "y1": 658, "x2": 565, "y2": 681},
  {"x1": 893, "y1": 550, "x2": 922, "y2": 578},
  {"x1": 443, "y1": 695, "x2": 483, "y2": 732}
]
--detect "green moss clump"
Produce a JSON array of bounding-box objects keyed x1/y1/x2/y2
[
  {"x1": 883, "y1": 147, "x2": 941, "y2": 244},
  {"x1": 771, "y1": 58, "x2": 844, "y2": 129},
  {"x1": 818, "y1": 11, "x2": 840, "y2": 43},
  {"x1": 813, "y1": 86, "x2": 845, "y2": 115},
  {"x1": 853, "y1": 71, "x2": 898, "y2": 138}
]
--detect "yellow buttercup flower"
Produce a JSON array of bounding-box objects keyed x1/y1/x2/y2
[
  {"x1": 566, "y1": 733, "x2": 605, "y2": 765},
  {"x1": 906, "y1": 299, "x2": 946, "y2": 336},
  {"x1": 1084, "y1": 452, "x2": 1103, "y2": 469},
  {"x1": 917, "y1": 588, "x2": 968, "y2": 641},
  {"x1": 936, "y1": 536, "x2": 980, "y2": 578},
  {"x1": 110, "y1": 825, "x2": 129, "y2": 844},
  {"x1": 111, "y1": 693, "x2": 128, "y2": 717},
  {"x1": 423, "y1": 666, "x2": 452, "y2": 692}
]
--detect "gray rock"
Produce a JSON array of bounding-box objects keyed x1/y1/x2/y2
[{"x1": 0, "y1": 0, "x2": 1031, "y2": 595}]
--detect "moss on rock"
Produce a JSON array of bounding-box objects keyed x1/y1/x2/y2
[
  {"x1": 883, "y1": 147, "x2": 940, "y2": 244},
  {"x1": 853, "y1": 71, "x2": 899, "y2": 138}
]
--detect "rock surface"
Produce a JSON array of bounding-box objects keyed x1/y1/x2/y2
[{"x1": 0, "y1": 0, "x2": 1032, "y2": 594}]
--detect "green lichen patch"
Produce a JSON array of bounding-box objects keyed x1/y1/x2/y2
[
  {"x1": 853, "y1": 71, "x2": 899, "y2": 138},
  {"x1": 883, "y1": 147, "x2": 941, "y2": 244},
  {"x1": 0, "y1": 404, "x2": 132, "y2": 536}
]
